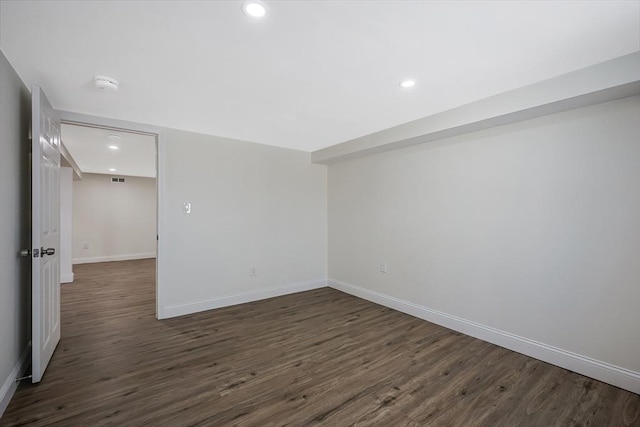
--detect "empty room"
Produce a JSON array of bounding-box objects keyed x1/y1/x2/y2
[{"x1": 0, "y1": 1, "x2": 638, "y2": 425}]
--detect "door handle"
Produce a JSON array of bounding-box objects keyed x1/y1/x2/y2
[
  {"x1": 41, "y1": 247, "x2": 55, "y2": 256},
  {"x1": 20, "y1": 249, "x2": 31, "y2": 257}
]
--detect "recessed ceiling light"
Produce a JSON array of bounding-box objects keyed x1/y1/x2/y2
[
  {"x1": 242, "y1": 1, "x2": 268, "y2": 18},
  {"x1": 106, "y1": 133, "x2": 121, "y2": 141},
  {"x1": 109, "y1": 168, "x2": 116, "y2": 172},
  {"x1": 108, "y1": 145, "x2": 119, "y2": 150},
  {"x1": 400, "y1": 79, "x2": 416, "y2": 88}
]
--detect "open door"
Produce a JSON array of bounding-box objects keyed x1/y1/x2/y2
[{"x1": 31, "y1": 85, "x2": 61, "y2": 383}]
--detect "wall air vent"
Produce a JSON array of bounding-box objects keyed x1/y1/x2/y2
[{"x1": 111, "y1": 177, "x2": 125, "y2": 183}]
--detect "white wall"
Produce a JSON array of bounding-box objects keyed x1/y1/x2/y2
[
  {"x1": 60, "y1": 167, "x2": 73, "y2": 282},
  {"x1": 72, "y1": 173, "x2": 157, "y2": 264},
  {"x1": 0, "y1": 49, "x2": 31, "y2": 416},
  {"x1": 328, "y1": 96, "x2": 640, "y2": 391},
  {"x1": 158, "y1": 129, "x2": 327, "y2": 318}
]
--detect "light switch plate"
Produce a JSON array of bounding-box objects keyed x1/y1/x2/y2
[{"x1": 183, "y1": 202, "x2": 191, "y2": 214}]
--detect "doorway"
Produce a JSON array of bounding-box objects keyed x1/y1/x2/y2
[{"x1": 56, "y1": 112, "x2": 165, "y2": 318}]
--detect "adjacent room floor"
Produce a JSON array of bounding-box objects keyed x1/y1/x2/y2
[{"x1": 2, "y1": 259, "x2": 638, "y2": 426}]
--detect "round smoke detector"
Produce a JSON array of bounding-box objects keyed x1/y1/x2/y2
[{"x1": 94, "y1": 75, "x2": 119, "y2": 91}]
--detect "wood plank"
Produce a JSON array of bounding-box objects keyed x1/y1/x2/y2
[{"x1": 2, "y1": 259, "x2": 638, "y2": 426}]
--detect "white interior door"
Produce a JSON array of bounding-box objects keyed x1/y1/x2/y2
[{"x1": 31, "y1": 85, "x2": 61, "y2": 383}]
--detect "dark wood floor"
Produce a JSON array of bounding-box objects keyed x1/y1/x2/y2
[{"x1": 2, "y1": 259, "x2": 638, "y2": 426}]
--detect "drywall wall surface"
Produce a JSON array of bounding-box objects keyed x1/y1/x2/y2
[
  {"x1": 328, "y1": 96, "x2": 640, "y2": 374},
  {"x1": 0, "y1": 49, "x2": 31, "y2": 415},
  {"x1": 60, "y1": 167, "x2": 73, "y2": 282},
  {"x1": 159, "y1": 129, "x2": 327, "y2": 317},
  {"x1": 72, "y1": 173, "x2": 157, "y2": 263}
]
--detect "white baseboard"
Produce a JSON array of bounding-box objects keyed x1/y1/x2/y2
[
  {"x1": 328, "y1": 279, "x2": 640, "y2": 394},
  {"x1": 61, "y1": 272, "x2": 74, "y2": 283},
  {"x1": 0, "y1": 342, "x2": 31, "y2": 418},
  {"x1": 160, "y1": 279, "x2": 327, "y2": 319},
  {"x1": 73, "y1": 252, "x2": 156, "y2": 265}
]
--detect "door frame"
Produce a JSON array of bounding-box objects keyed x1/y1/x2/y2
[{"x1": 56, "y1": 110, "x2": 166, "y2": 319}]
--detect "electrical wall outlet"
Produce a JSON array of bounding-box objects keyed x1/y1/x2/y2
[
  {"x1": 83, "y1": 243, "x2": 89, "y2": 250},
  {"x1": 250, "y1": 267, "x2": 256, "y2": 276},
  {"x1": 380, "y1": 262, "x2": 387, "y2": 273}
]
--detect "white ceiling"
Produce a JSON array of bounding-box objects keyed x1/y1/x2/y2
[
  {"x1": 61, "y1": 124, "x2": 156, "y2": 178},
  {"x1": 1, "y1": 1, "x2": 639, "y2": 152}
]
